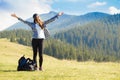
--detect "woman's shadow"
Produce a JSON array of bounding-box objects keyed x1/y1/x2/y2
[{"x1": 0, "y1": 70, "x2": 17, "y2": 72}]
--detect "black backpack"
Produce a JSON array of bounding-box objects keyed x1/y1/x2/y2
[{"x1": 17, "y1": 55, "x2": 36, "y2": 71}]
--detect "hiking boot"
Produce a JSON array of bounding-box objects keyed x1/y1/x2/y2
[{"x1": 39, "y1": 67, "x2": 43, "y2": 71}]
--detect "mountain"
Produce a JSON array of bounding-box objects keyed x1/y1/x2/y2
[
  {"x1": 54, "y1": 14, "x2": 120, "y2": 59},
  {"x1": 6, "y1": 11, "x2": 110, "y2": 34}
]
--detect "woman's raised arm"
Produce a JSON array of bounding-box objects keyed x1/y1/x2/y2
[
  {"x1": 11, "y1": 13, "x2": 32, "y2": 27},
  {"x1": 44, "y1": 12, "x2": 63, "y2": 25},
  {"x1": 11, "y1": 13, "x2": 19, "y2": 19}
]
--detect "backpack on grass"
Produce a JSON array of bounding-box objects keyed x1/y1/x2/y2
[{"x1": 17, "y1": 55, "x2": 36, "y2": 71}]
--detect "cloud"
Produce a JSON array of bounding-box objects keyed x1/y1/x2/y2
[
  {"x1": 109, "y1": 6, "x2": 120, "y2": 14},
  {"x1": 5, "y1": 0, "x2": 52, "y2": 17},
  {"x1": 88, "y1": 1, "x2": 106, "y2": 8},
  {"x1": 0, "y1": 10, "x2": 17, "y2": 31},
  {"x1": 66, "y1": 0, "x2": 80, "y2": 2},
  {"x1": 0, "y1": 0, "x2": 53, "y2": 31},
  {"x1": 55, "y1": 0, "x2": 84, "y2": 3}
]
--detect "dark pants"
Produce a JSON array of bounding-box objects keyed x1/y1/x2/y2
[{"x1": 32, "y1": 39, "x2": 44, "y2": 68}]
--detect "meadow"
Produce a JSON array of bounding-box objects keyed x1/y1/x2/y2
[{"x1": 0, "y1": 39, "x2": 120, "y2": 80}]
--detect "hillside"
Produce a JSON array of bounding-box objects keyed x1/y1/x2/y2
[
  {"x1": 0, "y1": 38, "x2": 60, "y2": 64},
  {"x1": 0, "y1": 29, "x2": 117, "y2": 62},
  {"x1": 0, "y1": 38, "x2": 120, "y2": 80}
]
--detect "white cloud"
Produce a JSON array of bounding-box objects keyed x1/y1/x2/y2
[
  {"x1": 88, "y1": 1, "x2": 106, "y2": 8},
  {"x1": 55, "y1": 0, "x2": 84, "y2": 3},
  {"x1": 0, "y1": 10, "x2": 17, "y2": 31},
  {"x1": 66, "y1": 0, "x2": 80, "y2": 2},
  {"x1": 0, "y1": 0, "x2": 53, "y2": 31},
  {"x1": 109, "y1": 6, "x2": 120, "y2": 14}
]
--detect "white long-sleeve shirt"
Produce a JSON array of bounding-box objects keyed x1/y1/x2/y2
[{"x1": 18, "y1": 15, "x2": 58, "y2": 39}]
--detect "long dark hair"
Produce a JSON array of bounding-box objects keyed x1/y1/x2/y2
[
  {"x1": 33, "y1": 13, "x2": 44, "y2": 29},
  {"x1": 33, "y1": 13, "x2": 38, "y2": 23}
]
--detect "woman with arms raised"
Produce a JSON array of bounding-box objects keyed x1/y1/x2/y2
[{"x1": 11, "y1": 12, "x2": 63, "y2": 71}]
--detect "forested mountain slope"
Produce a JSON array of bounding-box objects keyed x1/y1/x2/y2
[{"x1": 54, "y1": 14, "x2": 120, "y2": 59}]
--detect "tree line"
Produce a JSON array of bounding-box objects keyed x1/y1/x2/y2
[{"x1": 0, "y1": 28, "x2": 118, "y2": 62}]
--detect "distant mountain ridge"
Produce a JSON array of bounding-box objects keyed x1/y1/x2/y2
[{"x1": 6, "y1": 11, "x2": 110, "y2": 34}]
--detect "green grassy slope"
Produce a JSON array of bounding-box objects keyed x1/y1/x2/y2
[{"x1": 0, "y1": 38, "x2": 120, "y2": 80}]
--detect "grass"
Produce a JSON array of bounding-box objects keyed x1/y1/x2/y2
[{"x1": 0, "y1": 38, "x2": 120, "y2": 80}]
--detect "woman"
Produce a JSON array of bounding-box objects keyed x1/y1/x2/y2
[{"x1": 11, "y1": 12, "x2": 63, "y2": 71}]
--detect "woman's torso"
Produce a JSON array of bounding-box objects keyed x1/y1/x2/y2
[{"x1": 31, "y1": 23, "x2": 45, "y2": 39}]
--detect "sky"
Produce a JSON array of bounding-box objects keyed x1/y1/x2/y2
[{"x1": 0, "y1": 0, "x2": 120, "y2": 31}]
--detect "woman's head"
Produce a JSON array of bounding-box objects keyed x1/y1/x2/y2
[{"x1": 33, "y1": 13, "x2": 40, "y2": 23}]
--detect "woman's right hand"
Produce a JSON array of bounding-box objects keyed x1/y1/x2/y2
[
  {"x1": 11, "y1": 13, "x2": 18, "y2": 18},
  {"x1": 58, "y1": 12, "x2": 64, "y2": 16}
]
